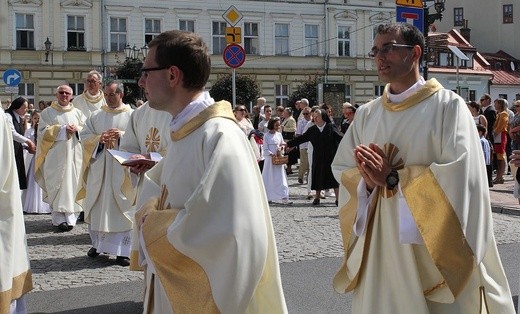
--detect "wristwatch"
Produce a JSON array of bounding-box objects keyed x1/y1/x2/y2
[{"x1": 386, "y1": 169, "x2": 399, "y2": 190}]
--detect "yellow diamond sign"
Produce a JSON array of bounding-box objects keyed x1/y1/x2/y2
[
  {"x1": 396, "y1": 0, "x2": 423, "y2": 8},
  {"x1": 223, "y1": 5, "x2": 243, "y2": 26}
]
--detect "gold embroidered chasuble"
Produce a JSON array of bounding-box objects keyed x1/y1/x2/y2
[
  {"x1": 134, "y1": 101, "x2": 288, "y2": 313},
  {"x1": 72, "y1": 90, "x2": 106, "y2": 118},
  {"x1": 78, "y1": 105, "x2": 134, "y2": 232},
  {"x1": 34, "y1": 102, "x2": 86, "y2": 213},
  {"x1": 0, "y1": 111, "x2": 33, "y2": 313},
  {"x1": 331, "y1": 79, "x2": 514, "y2": 313}
]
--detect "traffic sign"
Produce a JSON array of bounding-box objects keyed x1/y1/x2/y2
[
  {"x1": 222, "y1": 5, "x2": 243, "y2": 26},
  {"x1": 223, "y1": 44, "x2": 246, "y2": 68},
  {"x1": 4, "y1": 86, "x2": 19, "y2": 94},
  {"x1": 395, "y1": 0, "x2": 423, "y2": 8},
  {"x1": 3, "y1": 69, "x2": 22, "y2": 87},
  {"x1": 396, "y1": 6, "x2": 424, "y2": 34},
  {"x1": 226, "y1": 27, "x2": 242, "y2": 44}
]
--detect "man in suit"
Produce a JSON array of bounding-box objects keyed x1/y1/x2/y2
[{"x1": 481, "y1": 93, "x2": 496, "y2": 187}]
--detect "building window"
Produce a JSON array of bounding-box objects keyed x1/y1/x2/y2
[
  {"x1": 447, "y1": 52, "x2": 454, "y2": 67},
  {"x1": 275, "y1": 84, "x2": 289, "y2": 106},
  {"x1": 69, "y1": 83, "x2": 84, "y2": 96},
  {"x1": 179, "y1": 20, "x2": 195, "y2": 32},
  {"x1": 275, "y1": 23, "x2": 289, "y2": 56},
  {"x1": 15, "y1": 13, "x2": 34, "y2": 50},
  {"x1": 244, "y1": 22, "x2": 259, "y2": 55},
  {"x1": 145, "y1": 19, "x2": 161, "y2": 44},
  {"x1": 18, "y1": 83, "x2": 35, "y2": 105},
  {"x1": 499, "y1": 93, "x2": 508, "y2": 100},
  {"x1": 338, "y1": 26, "x2": 351, "y2": 57},
  {"x1": 454, "y1": 8, "x2": 464, "y2": 26},
  {"x1": 212, "y1": 21, "x2": 226, "y2": 54},
  {"x1": 305, "y1": 24, "x2": 319, "y2": 56},
  {"x1": 503, "y1": 5, "x2": 513, "y2": 24},
  {"x1": 110, "y1": 17, "x2": 127, "y2": 52},
  {"x1": 345, "y1": 85, "x2": 352, "y2": 103},
  {"x1": 67, "y1": 15, "x2": 85, "y2": 51},
  {"x1": 374, "y1": 85, "x2": 385, "y2": 97}
]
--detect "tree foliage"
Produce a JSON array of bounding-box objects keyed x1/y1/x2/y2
[
  {"x1": 113, "y1": 58, "x2": 143, "y2": 106},
  {"x1": 288, "y1": 76, "x2": 319, "y2": 108},
  {"x1": 209, "y1": 74, "x2": 260, "y2": 106}
]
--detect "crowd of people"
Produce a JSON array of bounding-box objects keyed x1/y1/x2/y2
[{"x1": 1, "y1": 24, "x2": 518, "y2": 313}]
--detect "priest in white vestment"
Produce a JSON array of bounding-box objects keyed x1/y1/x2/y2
[
  {"x1": 331, "y1": 23, "x2": 514, "y2": 313},
  {"x1": 35, "y1": 85, "x2": 86, "y2": 231},
  {"x1": 79, "y1": 80, "x2": 134, "y2": 266},
  {"x1": 134, "y1": 30, "x2": 287, "y2": 313},
  {"x1": 120, "y1": 101, "x2": 171, "y2": 269},
  {"x1": 72, "y1": 70, "x2": 106, "y2": 118},
  {"x1": 0, "y1": 109, "x2": 33, "y2": 314}
]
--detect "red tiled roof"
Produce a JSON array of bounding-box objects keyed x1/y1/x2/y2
[{"x1": 490, "y1": 70, "x2": 520, "y2": 86}]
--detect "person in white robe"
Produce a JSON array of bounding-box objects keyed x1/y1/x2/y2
[
  {"x1": 331, "y1": 23, "x2": 514, "y2": 313},
  {"x1": 72, "y1": 70, "x2": 106, "y2": 118},
  {"x1": 261, "y1": 117, "x2": 291, "y2": 204},
  {"x1": 23, "y1": 110, "x2": 51, "y2": 214},
  {"x1": 35, "y1": 85, "x2": 86, "y2": 231},
  {"x1": 120, "y1": 101, "x2": 171, "y2": 270},
  {"x1": 134, "y1": 30, "x2": 287, "y2": 313},
  {"x1": 0, "y1": 108, "x2": 33, "y2": 314},
  {"x1": 78, "y1": 80, "x2": 134, "y2": 266}
]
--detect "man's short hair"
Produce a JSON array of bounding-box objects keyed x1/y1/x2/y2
[
  {"x1": 300, "y1": 98, "x2": 309, "y2": 107},
  {"x1": 105, "y1": 80, "x2": 124, "y2": 94},
  {"x1": 87, "y1": 70, "x2": 103, "y2": 82},
  {"x1": 257, "y1": 97, "x2": 266, "y2": 105},
  {"x1": 376, "y1": 23, "x2": 425, "y2": 63},
  {"x1": 148, "y1": 30, "x2": 210, "y2": 90}
]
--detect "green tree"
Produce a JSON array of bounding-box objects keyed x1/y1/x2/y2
[
  {"x1": 288, "y1": 76, "x2": 319, "y2": 109},
  {"x1": 113, "y1": 58, "x2": 143, "y2": 105},
  {"x1": 210, "y1": 74, "x2": 260, "y2": 107}
]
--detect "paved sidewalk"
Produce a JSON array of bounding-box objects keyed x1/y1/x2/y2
[{"x1": 489, "y1": 173, "x2": 520, "y2": 216}]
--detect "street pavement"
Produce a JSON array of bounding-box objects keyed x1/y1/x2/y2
[{"x1": 24, "y1": 172, "x2": 520, "y2": 313}]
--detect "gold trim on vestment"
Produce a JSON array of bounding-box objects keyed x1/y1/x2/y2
[
  {"x1": 140, "y1": 200, "x2": 220, "y2": 313},
  {"x1": 101, "y1": 104, "x2": 130, "y2": 114},
  {"x1": 34, "y1": 124, "x2": 62, "y2": 175},
  {"x1": 129, "y1": 249, "x2": 144, "y2": 271},
  {"x1": 81, "y1": 90, "x2": 105, "y2": 104},
  {"x1": 403, "y1": 167, "x2": 474, "y2": 298},
  {"x1": 0, "y1": 270, "x2": 33, "y2": 314},
  {"x1": 76, "y1": 134, "x2": 101, "y2": 201},
  {"x1": 170, "y1": 101, "x2": 236, "y2": 141},
  {"x1": 382, "y1": 79, "x2": 443, "y2": 112},
  {"x1": 50, "y1": 101, "x2": 75, "y2": 112}
]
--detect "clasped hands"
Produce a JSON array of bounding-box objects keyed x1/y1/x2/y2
[
  {"x1": 354, "y1": 143, "x2": 393, "y2": 192},
  {"x1": 65, "y1": 124, "x2": 78, "y2": 135},
  {"x1": 100, "y1": 128, "x2": 121, "y2": 144}
]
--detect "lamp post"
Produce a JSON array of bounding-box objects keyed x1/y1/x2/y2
[
  {"x1": 124, "y1": 43, "x2": 148, "y2": 62},
  {"x1": 44, "y1": 37, "x2": 52, "y2": 63},
  {"x1": 423, "y1": 0, "x2": 446, "y2": 80},
  {"x1": 119, "y1": 43, "x2": 149, "y2": 103}
]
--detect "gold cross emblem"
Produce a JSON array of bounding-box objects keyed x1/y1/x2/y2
[{"x1": 145, "y1": 127, "x2": 161, "y2": 152}]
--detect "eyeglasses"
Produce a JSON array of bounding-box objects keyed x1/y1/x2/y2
[
  {"x1": 104, "y1": 92, "x2": 119, "y2": 97},
  {"x1": 86, "y1": 79, "x2": 100, "y2": 84},
  {"x1": 236, "y1": 108, "x2": 246, "y2": 112},
  {"x1": 58, "y1": 91, "x2": 72, "y2": 95},
  {"x1": 302, "y1": 112, "x2": 310, "y2": 115},
  {"x1": 368, "y1": 42, "x2": 415, "y2": 58},
  {"x1": 140, "y1": 66, "x2": 171, "y2": 77},
  {"x1": 480, "y1": 98, "x2": 488, "y2": 102}
]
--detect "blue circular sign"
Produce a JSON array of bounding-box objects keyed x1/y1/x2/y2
[
  {"x1": 3, "y1": 69, "x2": 22, "y2": 87},
  {"x1": 223, "y1": 44, "x2": 246, "y2": 68}
]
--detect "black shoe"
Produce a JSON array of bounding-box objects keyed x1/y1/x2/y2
[
  {"x1": 77, "y1": 212, "x2": 84, "y2": 222},
  {"x1": 116, "y1": 256, "x2": 130, "y2": 267},
  {"x1": 298, "y1": 178, "x2": 304, "y2": 184},
  {"x1": 312, "y1": 198, "x2": 320, "y2": 206},
  {"x1": 87, "y1": 247, "x2": 100, "y2": 258},
  {"x1": 57, "y1": 222, "x2": 69, "y2": 232},
  {"x1": 335, "y1": 200, "x2": 338, "y2": 206}
]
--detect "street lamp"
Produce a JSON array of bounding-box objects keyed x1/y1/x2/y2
[
  {"x1": 423, "y1": 0, "x2": 446, "y2": 80},
  {"x1": 124, "y1": 43, "x2": 148, "y2": 61},
  {"x1": 44, "y1": 37, "x2": 52, "y2": 63}
]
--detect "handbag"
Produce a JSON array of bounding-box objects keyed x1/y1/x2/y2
[
  {"x1": 272, "y1": 154, "x2": 288, "y2": 165},
  {"x1": 494, "y1": 132, "x2": 502, "y2": 144}
]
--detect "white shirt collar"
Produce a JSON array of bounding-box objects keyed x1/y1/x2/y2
[
  {"x1": 387, "y1": 77, "x2": 426, "y2": 104},
  {"x1": 170, "y1": 91, "x2": 215, "y2": 132}
]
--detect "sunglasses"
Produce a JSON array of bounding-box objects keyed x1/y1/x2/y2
[
  {"x1": 58, "y1": 91, "x2": 72, "y2": 95},
  {"x1": 237, "y1": 108, "x2": 246, "y2": 112},
  {"x1": 303, "y1": 112, "x2": 310, "y2": 115}
]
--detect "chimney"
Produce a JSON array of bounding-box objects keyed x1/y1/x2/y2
[{"x1": 460, "y1": 19, "x2": 471, "y2": 42}]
